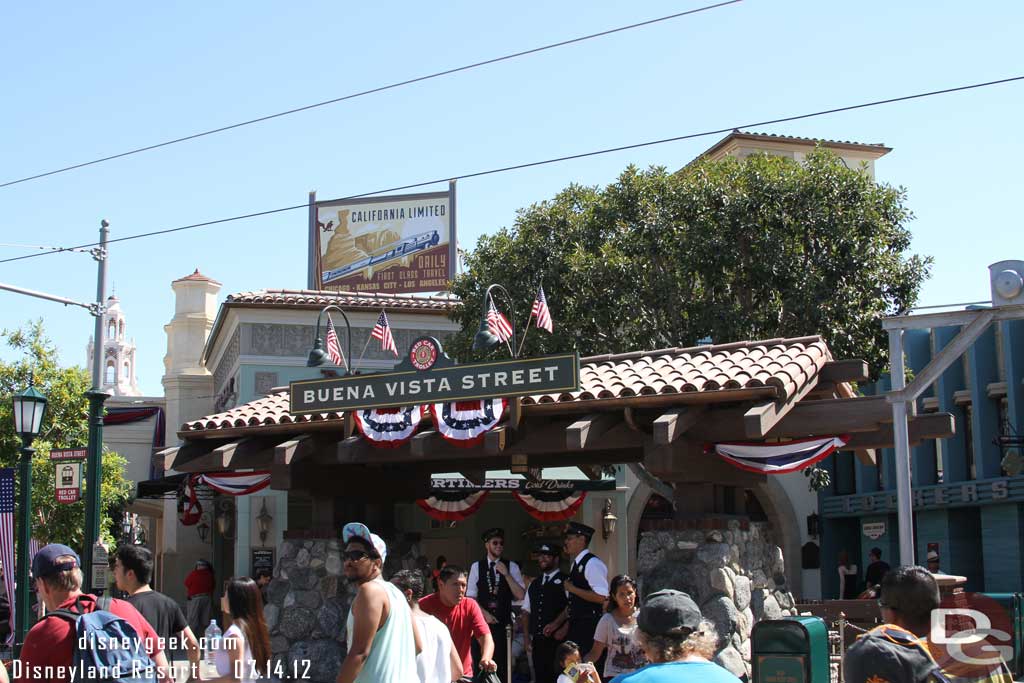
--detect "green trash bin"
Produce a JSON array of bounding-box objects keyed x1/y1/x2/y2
[{"x1": 752, "y1": 616, "x2": 830, "y2": 683}]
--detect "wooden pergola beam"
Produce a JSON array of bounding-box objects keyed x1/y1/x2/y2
[
  {"x1": 845, "y1": 413, "x2": 955, "y2": 450},
  {"x1": 274, "y1": 434, "x2": 316, "y2": 466},
  {"x1": 653, "y1": 407, "x2": 704, "y2": 445},
  {"x1": 567, "y1": 413, "x2": 620, "y2": 451},
  {"x1": 818, "y1": 359, "x2": 870, "y2": 383},
  {"x1": 174, "y1": 437, "x2": 281, "y2": 472}
]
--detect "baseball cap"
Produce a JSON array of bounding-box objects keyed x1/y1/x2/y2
[
  {"x1": 342, "y1": 522, "x2": 387, "y2": 563},
  {"x1": 638, "y1": 589, "x2": 702, "y2": 636},
  {"x1": 32, "y1": 544, "x2": 81, "y2": 579},
  {"x1": 927, "y1": 550, "x2": 939, "y2": 561},
  {"x1": 535, "y1": 543, "x2": 560, "y2": 556}
]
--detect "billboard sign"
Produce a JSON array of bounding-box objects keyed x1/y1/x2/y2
[{"x1": 311, "y1": 186, "x2": 456, "y2": 294}]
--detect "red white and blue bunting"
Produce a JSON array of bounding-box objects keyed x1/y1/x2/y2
[
  {"x1": 193, "y1": 471, "x2": 272, "y2": 495},
  {"x1": 513, "y1": 490, "x2": 587, "y2": 521},
  {"x1": 430, "y1": 399, "x2": 507, "y2": 447},
  {"x1": 417, "y1": 491, "x2": 490, "y2": 521},
  {"x1": 353, "y1": 405, "x2": 426, "y2": 448},
  {"x1": 710, "y1": 435, "x2": 850, "y2": 475}
]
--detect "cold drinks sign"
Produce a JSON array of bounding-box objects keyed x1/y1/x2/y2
[{"x1": 290, "y1": 337, "x2": 579, "y2": 413}]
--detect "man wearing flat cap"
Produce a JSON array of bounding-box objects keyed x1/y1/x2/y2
[
  {"x1": 467, "y1": 527, "x2": 525, "y2": 682},
  {"x1": 611, "y1": 589, "x2": 740, "y2": 683},
  {"x1": 562, "y1": 521, "x2": 609, "y2": 656},
  {"x1": 521, "y1": 543, "x2": 569, "y2": 683}
]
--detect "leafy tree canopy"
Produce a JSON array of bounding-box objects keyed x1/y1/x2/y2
[
  {"x1": 0, "y1": 320, "x2": 133, "y2": 551},
  {"x1": 449, "y1": 148, "x2": 931, "y2": 376}
]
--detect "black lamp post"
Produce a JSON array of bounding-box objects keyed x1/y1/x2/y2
[
  {"x1": 306, "y1": 305, "x2": 354, "y2": 370},
  {"x1": 471, "y1": 284, "x2": 517, "y2": 357},
  {"x1": 11, "y1": 378, "x2": 47, "y2": 655}
]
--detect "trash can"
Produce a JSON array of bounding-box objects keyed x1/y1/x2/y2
[{"x1": 751, "y1": 616, "x2": 830, "y2": 683}]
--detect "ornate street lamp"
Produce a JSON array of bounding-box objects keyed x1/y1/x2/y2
[
  {"x1": 306, "y1": 305, "x2": 354, "y2": 370},
  {"x1": 11, "y1": 377, "x2": 47, "y2": 654},
  {"x1": 601, "y1": 499, "x2": 618, "y2": 540},
  {"x1": 256, "y1": 499, "x2": 273, "y2": 546},
  {"x1": 472, "y1": 284, "x2": 517, "y2": 357},
  {"x1": 196, "y1": 517, "x2": 211, "y2": 543}
]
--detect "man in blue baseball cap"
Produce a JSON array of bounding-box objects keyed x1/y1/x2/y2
[{"x1": 17, "y1": 543, "x2": 172, "y2": 683}]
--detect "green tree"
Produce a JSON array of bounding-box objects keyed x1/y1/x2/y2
[
  {"x1": 0, "y1": 320, "x2": 133, "y2": 551},
  {"x1": 450, "y1": 148, "x2": 931, "y2": 376}
]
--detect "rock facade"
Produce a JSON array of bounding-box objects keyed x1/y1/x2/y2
[
  {"x1": 265, "y1": 539, "x2": 353, "y2": 683},
  {"x1": 636, "y1": 520, "x2": 798, "y2": 679}
]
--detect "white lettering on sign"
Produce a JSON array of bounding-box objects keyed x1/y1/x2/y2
[
  {"x1": 992, "y1": 480, "x2": 1008, "y2": 499},
  {"x1": 512, "y1": 370, "x2": 524, "y2": 385},
  {"x1": 304, "y1": 390, "x2": 315, "y2": 404},
  {"x1": 545, "y1": 366, "x2": 558, "y2": 380},
  {"x1": 961, "y1": 483, "x2": 978, "y2": 502},
  {"x1": 494, "y1": 372, "x2": 508, "y2": 387},
  {"x1": 529, "y1": 368, "x2": 541, "y2": 383},
  {"x1": 863, "y1": 522, "x2": 886, "y2": 540}
]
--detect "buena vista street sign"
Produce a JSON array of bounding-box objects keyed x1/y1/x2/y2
[{"x1": 290, "y1": 336, "x2": 580, "y2": 413}]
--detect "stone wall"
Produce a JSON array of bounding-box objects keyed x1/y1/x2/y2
[
  {"x1": 265, "y1": 538, "x2": 353, "y2": 683},
  {"x1": 636, "y1": 520, "x2": 798, "y2": 679}
]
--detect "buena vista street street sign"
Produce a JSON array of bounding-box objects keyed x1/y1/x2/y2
[{"x1": 290, "y1": 336, "x2": 579, "y2": 413}]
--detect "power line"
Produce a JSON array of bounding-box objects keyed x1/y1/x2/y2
[
  {"x1": 1, "y1": 74, "x2": 1021, "y2": 266},
  {"x1": 0, "y1": 1, "x2": 743, "y2": 190}
]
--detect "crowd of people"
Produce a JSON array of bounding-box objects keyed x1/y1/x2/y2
[{"x1": 338, "y1": 520, "x2": 743, "y2": 683}]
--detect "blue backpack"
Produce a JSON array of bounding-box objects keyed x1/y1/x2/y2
[{"x1": 47, "y1": 595, "x2": 159, "y2": 683}]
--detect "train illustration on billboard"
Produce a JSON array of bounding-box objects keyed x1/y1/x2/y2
[{"x1": 322, "y1": 230, "x2": 441, "y2": 284}]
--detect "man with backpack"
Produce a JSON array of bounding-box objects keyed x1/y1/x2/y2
[{"x1": 16, "y1": 543, "x2": 173, "y2": 683}]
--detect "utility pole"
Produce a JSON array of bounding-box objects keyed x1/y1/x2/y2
[{"x1": 82, "y1": 220, "x2": 110, "y2": 589}]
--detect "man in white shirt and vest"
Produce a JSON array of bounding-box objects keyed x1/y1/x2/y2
[
  {"x1": 467, "y1": 527, "x2": 525, "y2": 682},
  {"x1": 562, "y1": 522, "x2": 609, "y2": 655},
  {"x1": 521, "y1": 543, "x2": 570, "y2": 683}
]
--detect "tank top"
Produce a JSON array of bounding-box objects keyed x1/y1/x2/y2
[
  {"x1": 214, "y1": 624, "x2": 257, "y2": 683},
  {"x1": 346, "y1": 577, "x2": 419, "y2": 683}
]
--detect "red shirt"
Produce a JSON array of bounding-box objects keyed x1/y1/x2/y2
[
  {"x1": 17, "y1": 593, "x2": 164, "y2": 683},
  {"x1": 419, "y1": 593, "x2": 489, "y2": 675},
  {"x1": 184, "y1": 567, "x2": 214, "y2": 597}
]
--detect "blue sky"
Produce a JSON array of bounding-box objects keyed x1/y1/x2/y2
[{"x1": 1, "y1": 0, "x2": 1022, "y2": 396}]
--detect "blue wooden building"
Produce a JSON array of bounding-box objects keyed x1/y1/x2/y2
[{"x1": 820, "y1": 318, "x2": 1024, "y2": 596}]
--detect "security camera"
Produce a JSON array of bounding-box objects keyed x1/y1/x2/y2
[{"x1": 990, "y1": 260, "x2": 1024, "y2": 306}]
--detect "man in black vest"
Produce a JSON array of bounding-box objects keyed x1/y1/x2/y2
[
  {"x1": 562, "y1": 521, "x2": 609, "y2": 655},
  {"x1": 520, "y1": 543, "x2": 569, "y2": 683},
  {"x1": 466, "y1": 527, "x2": 525, "y2": 682}
]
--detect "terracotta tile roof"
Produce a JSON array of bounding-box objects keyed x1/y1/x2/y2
[
  {"x1": 697, "y1": 130, "x2": 891, "y2": 163},
  {"x1": 181, "y1": 336, "x2": 831, "y2": 435},
  {"x1": 224, "y1": 288, "x2": 459, "y2": 312},
  {"x1": 729, "y1": 130, "x2": 890, "y2": 150},
  {"x1": 174, "y1": 268, "x2": 221, "y2": 285}
]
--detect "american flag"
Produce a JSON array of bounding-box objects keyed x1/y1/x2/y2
[
  {"x1": 0, "y1": 469, "x2": 15, "y2": 644},
  {"x1": 531, "y1": 285, "x2": 553, "y2": 333},
  {"x1": 486, "y1": 300, "x2": 513, "y2": 343},
  {"x1": 371, "y1": 310, "x2": 398, "y2": 357},
  {"x1": 325, "y1": 314, "x2": 346, "y2": 368}
]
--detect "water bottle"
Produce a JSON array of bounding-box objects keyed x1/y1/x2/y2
[{"x1": 204, "y1": 619, "x2": 222, "y2": 666}]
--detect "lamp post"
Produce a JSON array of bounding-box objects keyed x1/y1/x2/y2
[
  {"x1": 12, "y1": 378, "x2": 48, "y2": 655},
  {"x1": 471, "y1": 284, "x2": 517, "y2": 357},
  {"x1": 305, "y1": 305, "x2": 354, "y2": 370}
]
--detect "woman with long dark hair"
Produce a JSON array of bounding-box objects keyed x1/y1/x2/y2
[
  {"x1": 585, "y1": 574, "x2": 647, "y2": 680},
  {"x1": 203, "y1": 577, "x2": 271, "y2": 682}
]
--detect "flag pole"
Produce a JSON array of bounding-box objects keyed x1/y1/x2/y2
[
  {"x1": 354, "y1": 329, "x2": 375, "y2": 367},
  {"x1": 516, "y1": 310, "x2": 534, "y2": 357}
]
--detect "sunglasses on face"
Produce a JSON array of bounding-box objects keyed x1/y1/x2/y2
[{"x1": 343, "y1": 550, "x2": 370, "y2": 562}]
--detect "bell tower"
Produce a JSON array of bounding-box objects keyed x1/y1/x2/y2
[{"x1": 87, "y1": 294, "x2": 141, "y2": 396}]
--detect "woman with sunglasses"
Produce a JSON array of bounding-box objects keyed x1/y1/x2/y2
[{"x1": 203, "y1": 577, "x2": 271, "y2": 683}]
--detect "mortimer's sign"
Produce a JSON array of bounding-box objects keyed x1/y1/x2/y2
[{"x1": 290, "y1": 339, "x2": 578, "y2": 413}]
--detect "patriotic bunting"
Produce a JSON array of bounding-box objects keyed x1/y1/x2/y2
[
  {"x1": 486, "y1": 300, "x2": 513, "y2": 343},
  {"x1": 416, "y1": 491, "x2": 490, "y2": 521},
  {"x1": 353, "y1": 405, "x2": 426, "y2": 448},
  {"x1": 195, "y1": 471, "x2": 272, "y2": 495},
  {"x1": 431, "y1": 399, "x2": 507, "y2": 447},
  {"x1": 513, "y1": 489, "x2": 586, "y2": 521},
  {"x1": 178, "y1": 476, "x2": 202, "y2": 526},
  {"x1": 531, "y1": 285, "x2": 553, "y2": 333},
  {"x1": 710, "y1": 435, "x2": 850, "y2": 474}
]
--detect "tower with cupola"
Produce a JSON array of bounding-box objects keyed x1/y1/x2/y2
[{"x1": 87, "y1": 294, "x2": 141, "y2": 396}]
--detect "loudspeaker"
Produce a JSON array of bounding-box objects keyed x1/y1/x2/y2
[{"x1": 990, "y1": 260, "x2": 1024, "y2": 306}]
